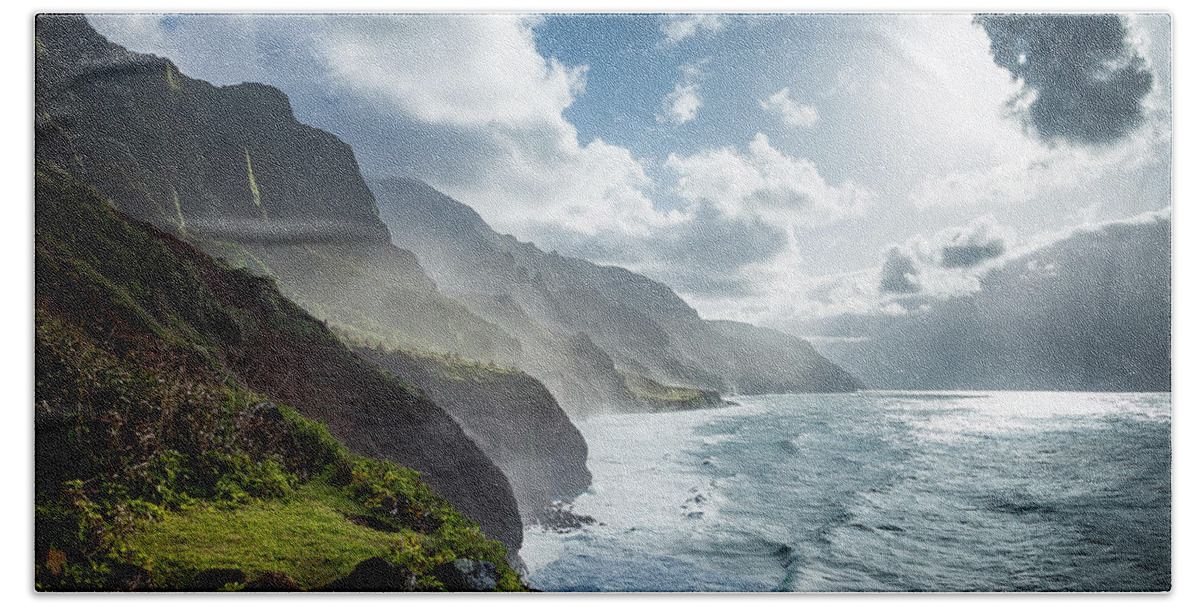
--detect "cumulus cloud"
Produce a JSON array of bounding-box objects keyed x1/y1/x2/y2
[
  {"x1": 658, "y1": 203, "x2": 788, "y2": 275},
  {"x1": 661, "y1": 83, "x2": 701, "y2": 125},
  {"x1": 315, "y1": 15, "x2": 586, "y2": 130},
  {"x1": 665, "y1": 133, "x2": 871, "y2": 227},
  {"x1": 773, "y1": 215, "x2": 1013, "y2": 321},
  {"x1": 759, "y1": 87, "x2": 819, "y2": 128},
  {"x1": 973, "y1": 14, "x2": 1154, "y2": 145},
  {"x1": 798, "y1": 209, "x2": 1171, "y2": 391},
  {"x1": 587, "y1": 134, "x2": 875, "y2": 316},
  {"x1": 661, "y1": 14, "x2": 726, "y2": 44},
  {"x1": 658, "y1": 61, "x2": 707, "y2": 126},
  {"x1": 872, "y1": 217, "x2": 1013, "y2": 300},
  {"x1": 525, "y1": 133, "x2": 872, "y2": 308}
]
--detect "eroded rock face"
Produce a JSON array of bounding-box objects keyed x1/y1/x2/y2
[
  {"x1": 36, "y1": 15, "x2": 518, "y2": 365},
  {"x1": 319, "y1": 558, "x2": 418, "y2": 592},
  {"x1": 359, "y1": 348, "x2": 592, "y2": 523},
  {"x1": 35, "y1": 15, "x2": 389, "y2": 245},
  {"x1": 189, "y1": 568, "x2": 247, "y2": 591},
  {"x1": 432, "y1": 559, "x2": 500, "y2": 592}
]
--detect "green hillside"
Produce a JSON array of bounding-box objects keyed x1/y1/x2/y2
[{"x1": 35, "y1": 162, "x2": 523, "y2": 591}]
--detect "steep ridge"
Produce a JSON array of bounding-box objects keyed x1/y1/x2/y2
[
  {"x1": 371, "y1": 177, "x2": 862, "y2": 415},
  {"x1": 355, "y1": 347, "x2": 592, "y2": 522},
  {"x1": 34, "y1": 161, "x2": 524, "y2": 583},
  {"x1": 810, "y1": 212, "x2": 1171, "y2": 391},
  {"x1": 36, "y1": 14, "x2": 595, "y2": 543},
  {"x1": 35, "y1": 14, "x2": 517, "y2": 363}
]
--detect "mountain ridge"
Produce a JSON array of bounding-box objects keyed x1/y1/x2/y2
[
  {"x1": 806, "y1": 211, "x2": 1171, "y2": 392},
  {"x1": 371, "y1": 176, "x2": 862, "y2": 416},
  {"x1": 36, "y1": 14, "x2": 518, "y2": 363}
]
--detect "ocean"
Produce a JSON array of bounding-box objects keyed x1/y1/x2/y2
[{"x1": 521, "y1": 391, "x2": 1171, "y2": 592}]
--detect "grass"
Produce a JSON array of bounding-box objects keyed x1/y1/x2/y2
[
  {"x1": 625, "y1": 373, "x2": 707, "y2": 402},
  {"x1": 337, "y1": 328, "x2": 518, "y2": 383},
  {"x1": 417, "y1": 351, "x2": 518, "y2": 382},
  {"x1": 244, "y1": 148, "x2": 265, "y2": 219},
  {"x1": 127, "y1": 480, "x2": 394, "y2": 589},
  {"x1": 165, "y1": 62, "x2": 181, "y2": 92}
]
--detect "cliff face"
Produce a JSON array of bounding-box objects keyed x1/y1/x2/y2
[
  {"x1": 35, "y1": 15, "x2": 527, "y2": 551},
  {"x1": 371, "y1": 177, "x2": 863, "y2": 415},
  {"x1": 35, "y1": 14, "x2": 517, "y2": 363},
  {"x1": 35, "y1": 161, "x2": 524, "y2": 554},
  {"x1": 35, "y1": 15, "x2": 387, "y2": 243},
  {"x1": 357, "y1": 348, "x2": 592, "y2": 521}
]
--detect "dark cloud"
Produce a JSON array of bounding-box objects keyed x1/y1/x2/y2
[
  {"x1": 879, "y1": 247, "x2": 920, "y2": 294},
  {"x1": 527, "y1": 201, "x2": 788, "y2": 299},
  {"x1": 643, "y1": 202, "x2": 790, "y2": 297},
  {"x1": 973, "y1": 14, "x2": 1153, "y2": 145},
  {"x1": 658, "y1": 203, "x2": 789, "y2": 274},
  {"x1": 942, "y1": 240, "x2": 1005, "y2": 268}
]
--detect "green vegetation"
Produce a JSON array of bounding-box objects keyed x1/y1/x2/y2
[
  {"x1": 244, "y1": 148, "x2": 265, "y2": 219},
  {"x1": 188, "y1": 236, "x2": 274, "y2": 278},
  {"x1": 623, "y1": 373, "x2": 723, "y2": 411},
  {"x1": 34, "y1": 161, "x2": 524, "y2": 591},
  {"x1": 125, "y1": 481, "x2": 395, "y2": 588},
  {"x1": 417, "y1": 352, "x2": 520, "y2": 382},
  {"x1": 338, "y1": 328, "x2": 517, "y2": 382},
  {"x1": 165, "y1": 62, "x2": 180, "y2": 92},
  {"x1": 169, "y1": 186, "x2": 186, "y2": 236}
]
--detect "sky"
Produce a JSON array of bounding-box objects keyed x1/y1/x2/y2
[{"x1": 86, "y1": 12, "x2": 1173, "y2": 333}]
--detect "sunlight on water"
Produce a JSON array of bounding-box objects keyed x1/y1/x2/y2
[{"x1": 522, "y1": 391, "x2": 1170, "y2": 592}]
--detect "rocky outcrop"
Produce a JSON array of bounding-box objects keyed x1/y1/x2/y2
[
  {"x1": 432, "y1": 559, "x2": 501, "y2": 592},
  {"x1": 189, "y1": 569, "x2": 247, "y2": 591},
  {"x1": 622, "y1": 373, "x2": 729, "y2": 412},
  {"x1": 358, "y1": 348, "x2": 591, "y2": 522},
  {"x1": 318, "y1": 558, "x2": 418, "y2": 592}
]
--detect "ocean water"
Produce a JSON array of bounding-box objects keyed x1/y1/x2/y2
[{"x1": 521, "y1": 391, "x2": 1171, "y2": 592}]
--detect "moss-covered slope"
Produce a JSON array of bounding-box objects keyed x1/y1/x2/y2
[{"x1": 35, "y1": 161, "x2": 524, "y2": 590}]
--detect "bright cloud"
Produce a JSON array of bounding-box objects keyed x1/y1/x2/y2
[
  {"x1": 908, "y1": 122, "x2": 1168, "y2": 210},
  {"x1": 666, "y1": 133, "x2": 871, "y2": 228},
  {"x1": 661, "y1": 14, "x2": 726, "y2": 43},
  {"x1": 316, "y1": 15, "x2": 586, "y2": 130},
  {"x1": 759, "y1": 87, "x2": 819, "y2": 128},
  {"x1": 657, "y1": 60, "x2": 708, "y2": 126},
  {"x1": 661, "y1": 83, "x2": 701, "y2": 125}
]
